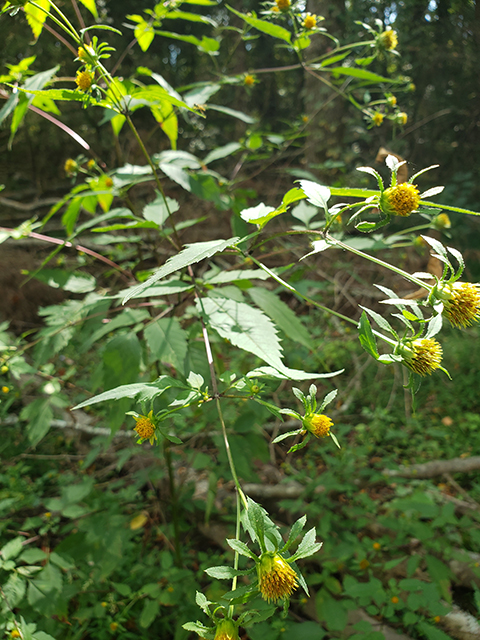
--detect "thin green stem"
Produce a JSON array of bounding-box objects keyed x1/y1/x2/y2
[
  {"x1": 323, "y1": 233, "x2": 433, "y2": 292},
  {"x1": 216, "y1": 398, "x2": 248, "y2": 510},
  {"x1": 228, "y1": 491, "x2": 242, "y2": 618},
  {"x1": 242, "y1": 251, "x2": 397, "y2": 347},
  {"x1": 163, "y1": 439, "x2": 183, "y2": 567},
  {"x1": 124, "y1": 114, "x2": 181, "y2": 250},
  {"x1": 27, "y1": 0, "x2": 79, "y2": 43}
]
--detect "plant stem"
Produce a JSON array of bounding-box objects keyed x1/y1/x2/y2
[
  {"x1": 124, "y1": 114, "x2": 181, "y2": 250},
  {"x1": 216, "y1": 398, "x2": 248, "y2": 510},
  {"x1": 323, "y1": 233, "x2": 433, "y2": 291},
  {"x1": 228, "y1": 491, "x2": 242, "y2": 618},
  {"x1": 163, "y1": 439, "x2": 183, "y2": 567}
]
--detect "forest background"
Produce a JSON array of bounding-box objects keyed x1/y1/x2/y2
[{"x1": 0, "y1": 1, "x2": 480, "y2": 640}]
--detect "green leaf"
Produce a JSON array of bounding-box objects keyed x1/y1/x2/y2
[
  {"x1": 329, "y1": 66, "x2": 402, "y2": 83},
  {"x1": 1, "y1": 536, "x2": 24, "y2": 561},
  {"x1": 77, "y1": 0, "x2": 97, "y2": 18},
  {"x1": 298, "y1": 180, "x2": 330, "y2": 210},
  {"x1": 25, "y1": 0, "x2": 51, "y2": 41},
  {"x1": 359, "y1": 305, "x2": 396, "y2": 337},
  {"x1": 417, "y1": 622, "x2": 452, "y2": 640},
  {"x1": 72, "y1": 378, "x2": 175, "y2": 410},
  {"x1": 228, "y1": 6, "x2": 292, "y2": 42},
  {"x1": 123, "y1": 237, "x2": 239, "y2": 303},
  {"x1": 357, "y1": 311, "x2": 379, "y2": 359},
  {"x1": 1, "y1": 573, "x2": 26, "y2": 610},
  {"x1": 205, "y1": 566, "x2": 251, "y2": 579},
  {"x1": 20, "y1": 398, "x2": 54, "y2": 446},
  {"x1": 204, "y1": 142, "x2": 242, "y2": 165},
  {"x1": 198, "y1": 296, "x2": 285, "y2": 373},
  {"x1": 227, "y1": 538, "x2": 258, "y2": 559},
  {"x1": 208, "y1": 104, "x2": 256, "y2": 123},
  {"x1": 142, "y1": 195, "x2": 179, "y2": 226},
  {"x1": 418, "y1": 200, "x2": 480, "y2": 216},
  {"x1": 282, "y1": 516, "x2": 306, "y2": 552},
  {"x1": 140, "y1": 598, "x2": 160, "y2": 628},
  {"x1": 144, "y1": 317, "x2": 188, "y2": 374},
  {"x1": 135, "y1": 19, "x2": 155, "y2": 51},
  {"x1": 290, "y1": 528, "x2": 322, "y2": 561},
  {"x1": 248, "y1": 287, "x2": 311, "y2": 349},
  {"x1": 271, "y1": 428, "x2": 304, "y2": 444}
]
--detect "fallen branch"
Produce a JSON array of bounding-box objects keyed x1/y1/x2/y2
[{"x1": 383, "y1": 456, "x2": 480, "y2": 479}]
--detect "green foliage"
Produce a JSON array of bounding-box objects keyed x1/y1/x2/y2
[{"x1": 1, "y1": 1, "x2": 479, "y2": 639}]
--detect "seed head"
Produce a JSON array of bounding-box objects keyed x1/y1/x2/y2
[
  {"x1": 257, "y1": 553, "x2": 298, "y2": 603},
  {"x1": 441, "y1": 282, "x2": 480, "y2": 328},
  {"x1": 75, "y1": 70, "x2": 94, "y2": 92},
  {"x1": 403, "y1": 338, "x2": 443, "y2": 376},
  {"x1": 214, "y1": 619, "x2": 240, "y2": 640},
  {"x1": 381, "y1": 183, "x2": 420, "y2": 217},
  {"x1": 275, "y1": 0, "x2": 291, "y2": 11}
]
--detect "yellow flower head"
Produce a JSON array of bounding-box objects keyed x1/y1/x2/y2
[
  {"x1": 133, "y1": 412, "x2": 157, "y2": 443},
  {"x1": 77, "y1": 47, "x2": 88, "y2": 61},
  {"x1": 214, "y1": 619, "x2": 240, "y2": 640},
  {"x1": 64, "y1": 158, "x2": 78, "y2": 175},
  {"x1": 402, "y1": 338, "x2": 443, "y2": 376},
  {"x1": 378, "y1": 29, "x2": 398, "y2": 50},
  {"x1": 2, "y1": 386, "x2": 10, "y2": 394},
  {"x1": 372, "y1": 112, "x2": 384, "y2": 127},
  {"x1": 433, "y1": 213, "x2": 451, "y2": 230},
  {"x1": 387, "y1": 95, "x2": 397, "y2": 107},
  {"x1": 257, "y1": 553, "x2": 298, "y2": 603},
  {"x1": 1, "y1": 365, "x2": 8, "y2": 374},
  {"x1": 275, "y1": 0, "x2": 291, "y2": 11},
  {"x1": 105, "y1": 177, "x2": 114, "y2": 188},
  {"x1": 441, "y1": 282, "x2": 480, "y2": 328},
  {"x1": 75, "y1": 70, "x2": 94, "y2": 92},
  {"x1": 87, "y1": 159, "x2": 96, "y2": 170},
  {"x1": 396, "y1": 111, "x2": 408, "y2": 125},
  {"x1": 10, "y1": 631, "x2": 21, "y2": 639},
  {"x1": 380, "y1": 183, "x2": 420, "y2": 217},
  {"x1": 109, "y1": 622, "x2": 118, "y2": 632},
  {"x1": 303, "y1": 14, "x2": 317, "y2": 30},
  {"x1": 304, "y1": 414, "x2": 333, "y2": 438},
  {"x1": 244, "y1": 74, "x2": 255, "y2": 87}
]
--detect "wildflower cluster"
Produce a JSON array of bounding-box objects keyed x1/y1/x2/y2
[
  {"x1": 273, "y1": 384, "x2": 340, "y2": 452},
  {"x1": 184, "y1": 498, "x2": 322, "y2": 638}
]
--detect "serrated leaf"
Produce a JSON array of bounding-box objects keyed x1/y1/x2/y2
[
  {"x1": 271, "y1": 428, "x2": 304, "y2": 444},
  {"x1": 287, "y1": 436, "x2": 310, "y2": 454},
  {"x1": 359, "y1": 306, "x2": 396, "y2": 337},
  {"x1": 124, "y1": 237, "x2": 238, "y2": 303},
  {"x1": 282, "y1": 516, "x2": 306, "y2": 552},
  {"x1": 290, "y1": 528, "x2": 322, "y2": 562},
  {"x1": 77, "y1": 0, "x2": 97, "y2": 18},
  {"x1": 145, "y1": 317, "x2": 188, "y2": 374},
  {"x1": 205, "y1": 565, "x2": 251, "y2": 579},
  {"x1": 240, "y1": 202, "x2": 277, "y2": 226},
  {"x1": 357, "y1": 311, "x2": 379, "y2": 358},
  {"x1": 198, "y1": 296, "x2": 285, "y2": 373},
  {"x1": 72, "y1": 377, "x2": 176, "y2": 410},
  {"x1": 319, "y1": 389, "x2": 337, "y2": 412},
  {"x1": 424, "y1": 313, "x2": 443, "y2": 339},
  {"x1": 25, "y1": 0, "x2": 51, "y2": 41},
  {"x1": 298, "y1": 180, "x2": 330, "y2": 210},
  {"x1": 227, "y1": 539, "x2": 258, "y2": 560},
  {"x1": 1, "y1": 537, "x2": 24, "y2": 561},
  {"x1": 421, "y1": 236, "x2": 447, "y2": 258},
  {"x1": 248, "y1": 287, "x2": 311, "y2": 349}
]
